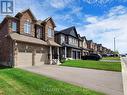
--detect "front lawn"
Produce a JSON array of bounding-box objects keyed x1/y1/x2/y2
[
  {"x1": 102, "y1": 57, "x2": 120, "y2": 61},
  {"x1": 60, "y1": 60, "x2": 121, "y2": 72},
  {"x1": 0, "y1": 68, "x2": 104, "y2": 95}
]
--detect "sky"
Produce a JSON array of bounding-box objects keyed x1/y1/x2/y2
[{"x1": 0, "y1": 0, "x2": 127, "y2": 53}]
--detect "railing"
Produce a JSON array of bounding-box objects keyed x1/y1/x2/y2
[{"x1": 52, "y1": 59, "x2": 60, "y2": 65}]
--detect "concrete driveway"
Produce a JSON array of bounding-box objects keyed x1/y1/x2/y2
[{"x1": 20, "y1": 65, "x2": 123, "y2": 95}]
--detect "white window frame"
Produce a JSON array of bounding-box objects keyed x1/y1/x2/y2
[
  {"x1": 61, "y1": 35, "x2": 65, "y2": 43},
  {"x1": 48, "y1": 27, "x2": 52, "y2": 37},
  {"x1": 12, "y1": 21, "x2": 17, "y2": 31},
  {"x1": 24, "y1": 20, "x2": 31, "y2": 34}
]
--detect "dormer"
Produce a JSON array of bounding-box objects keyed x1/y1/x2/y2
[
  {"x1": 15, "y1": 9, "x2": 37, "y2": 37},
  {"x1": 42, "y1": 17, "x2": 56, "y2": 41}
]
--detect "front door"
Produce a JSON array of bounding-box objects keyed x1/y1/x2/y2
[{"x1": 73, "y1": 51, "x2": 76, "y2": 59}]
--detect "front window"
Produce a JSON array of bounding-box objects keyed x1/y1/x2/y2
[
  {"x1": 48, "y1": 27, "x2": 52, "y2": 37},
  {"x1": 24, "y1": 21, "x2": 31, "y2": 34},
  {"x1": 61, "y1": 35, "x2": 65, "y2": 43},
  {"x1": 12, "y1": 21, "x2": 17, "y2": 31}
]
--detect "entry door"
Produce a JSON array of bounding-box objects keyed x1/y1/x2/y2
[{"x1": 73, "y1": 51, "x2": 76, "y2": 59}]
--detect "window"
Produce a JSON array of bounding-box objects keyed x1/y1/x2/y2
[
  {"x1": 24, "y1": 20, "x2": 31, "y2": 34},
  {"x1": 69, "y1": 37, "x2": 72, "y2": 43},
  {"x1": 36, "y1": 28, "x2": 42, "y2": 39},
  {"x1": 48, "y1": 27, "x2": 52, "y2": 37},
  {"x1": 12, "y1": 22, "x2": 17, "y2": 31},
  {"x1": 61, "y1": 35, "x2": 65, "y2": 43}
]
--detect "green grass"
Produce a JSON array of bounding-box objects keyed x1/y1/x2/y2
[
  {"x1": 102, "y1": 57, "x2": 120, "y2": 61},
  {"x1": 60, "y1": 60, "x2": 121, "y2": 72},
  {"x1": 0, "y1": 68, "x2": 104, "y2": 95}
]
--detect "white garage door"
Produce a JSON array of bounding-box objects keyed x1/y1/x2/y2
[
  {"x1": 17, "y1": 52, "x2": 32, "y2": 67},
  {"x1": 35, "y1": 53, "x2": 48, "y2": 66}
]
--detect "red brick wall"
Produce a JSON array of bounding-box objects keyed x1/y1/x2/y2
[
  {"x1": 44, "y1": 19, "x2": 55, "y2": 41},
  {"x1": 0, "y1": 19, "x2": 13, "y2": 66},
  {"x1": 19, "y1": 11, "x2": 36, "y2": 37}
]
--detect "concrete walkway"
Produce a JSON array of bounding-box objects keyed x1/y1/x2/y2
[{"x1": 20, "y1": 65, "x2": 123, "y2": 95}]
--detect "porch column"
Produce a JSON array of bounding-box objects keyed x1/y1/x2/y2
[
  {"x1": 57, "y1": 47, "x2": 60, "y2": 64},
  {"x1": 76, "y1": 51, "x2": 78, "y2": 59},
  {"x1": 14, "y1": 41, "x2": 18, "y2": 67},
  {"x1": 65, "y1": 46, "x2": 67, "y2": 59},
  {"x1": 71, "y1": 49, "x2": 73, "y2": 59},
  {"x1": 80, "y1": 51, "x2": 81, "y2": 59},
  {"x1": 14, "y1": 47, "x2": 18, "y2": 67},
  {"x1": 49, "y1": 46, "x2": 52, "y2": 64}
]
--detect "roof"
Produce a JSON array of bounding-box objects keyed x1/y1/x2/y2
[
  {"x1": 9, "y1": 33, "x2": 47, "y2": 45},
  {"x1": 15, "y1": 9, "x2": 37, "y2": 20},
  {"x1": 36, "y1": 20, "x2": 42, "y2": 25},
  {"x1": 78, "y1": 34, "x2": 82, "y2": 40},
  {"x1": 55, "y1": 26, "x2": 75, "y2": 35},
  {"x1": 42, "y1": 17, "x2": 56, "y2": 27},
  {"x1": 81, "y1": 36, "x2": 87, "y2": 41},
  {"x1": 55, "y1": 26, "x2": 79, "y2": 38},
  {"x1": 47, "y1": 40, "x2": 61, "y2": 47}
]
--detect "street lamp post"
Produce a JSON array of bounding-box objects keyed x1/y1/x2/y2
[{"x1": 114, "y1": 37, "x2": 116, "y2": 52}]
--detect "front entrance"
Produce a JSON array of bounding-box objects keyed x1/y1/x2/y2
[{"x1": 73, "y1": 51, "x2": 76, "y2": 59}]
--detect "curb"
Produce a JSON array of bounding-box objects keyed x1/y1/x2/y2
[{"x1": 121, "y1": 57, "x2": 127, "y2": 95}]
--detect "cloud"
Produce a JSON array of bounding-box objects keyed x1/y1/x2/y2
[
  {"x1": 84, "y1": 0, "x2": 127, "y2": 5},
  {"x1": 49, "y1": 0, "x2": 74, "y2": 9},
  {"x1": 77, "y1": 5, "x2": 127, "y2": 53}
]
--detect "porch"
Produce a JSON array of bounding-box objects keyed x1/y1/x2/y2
[
  {"x1": 47, "y1": 40, "x2": 61, "y2": 65},
  {"x1": 60, "y1": 46, "x2": 81, "y2": 60}
]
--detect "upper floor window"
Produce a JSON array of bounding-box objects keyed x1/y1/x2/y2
[
  {"x1": 36, "y1": 28, "x2": 42, "y2": 39},
  {"x1": 48, "y1": 27, "x2": 54, "y2": 37},
  {"x1": 61, "y1": 35, "x2": 65, "y2": 43},
  {"x1": 24, "y1": 20, "x2": 31, "y2": 34},
  {"x1": 12, "y1": 22, "x2": 17, "y2": 31}
]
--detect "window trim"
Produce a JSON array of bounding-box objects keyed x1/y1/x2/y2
[
  {"x1": 11, "y1": 21, "x2": 17, "y2": 32},
  {"x1": 48, "y1": 27, "x2": 52, "y2": 37},
  {"x1": 24, "y1": 20, "x2": 31, "y2": 34}
]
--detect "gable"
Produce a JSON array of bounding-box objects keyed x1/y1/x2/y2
[
  {"x1": 15, "y1": 9, "x2": 36, "y2": 21},
  {"x1": 69, "y1": 28, "x2": 78, "y2": 38},
  {"x1": 21, "y1": 11, "x2": 34, "y2": 21},
  {"x1": 44, "y1": 17, "x2": 56, "y2": 28}
]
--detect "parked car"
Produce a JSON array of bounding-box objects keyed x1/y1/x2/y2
[
  {"x1": 81, "y1": 54, "x2": 102, "y2": 61},
  {"x1": 120, "y1": 54, "x2": 126, "y2": 57}
]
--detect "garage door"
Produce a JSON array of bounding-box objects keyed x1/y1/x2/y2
[
  {"x1": 17, "y1": 52, "x2": 33, "y2": 67},
  {"x1": 35, "y1": 53, "x2": 48, "y2": 66}
]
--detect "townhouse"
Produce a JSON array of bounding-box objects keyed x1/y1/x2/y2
[
  {"x1": 0, "y1": 9, "x2": 60, "y2": 67},
  {"x1": 55, "y1": 26, "x2": 82, "y2": 60},
  {"x1": 0, "y1": 9, "x2": 114, "y2": 67},
  {"x1": 97, "y1": 44, "x2": 103, "y2": 54},
  {"x1": 81, "y1": 36, "x2": 89, "y2": 56},
  {"x1": 87, "y1": 40, "x2": 94, "y2": 53}
]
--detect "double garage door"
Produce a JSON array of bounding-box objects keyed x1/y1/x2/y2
[{"x1": 17, "y1": 52, "x2": 48, "y2": 67}]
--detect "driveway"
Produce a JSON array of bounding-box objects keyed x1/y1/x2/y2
[{"x1": 20, "y1": 65, "x2": 123, "y2": 95}]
